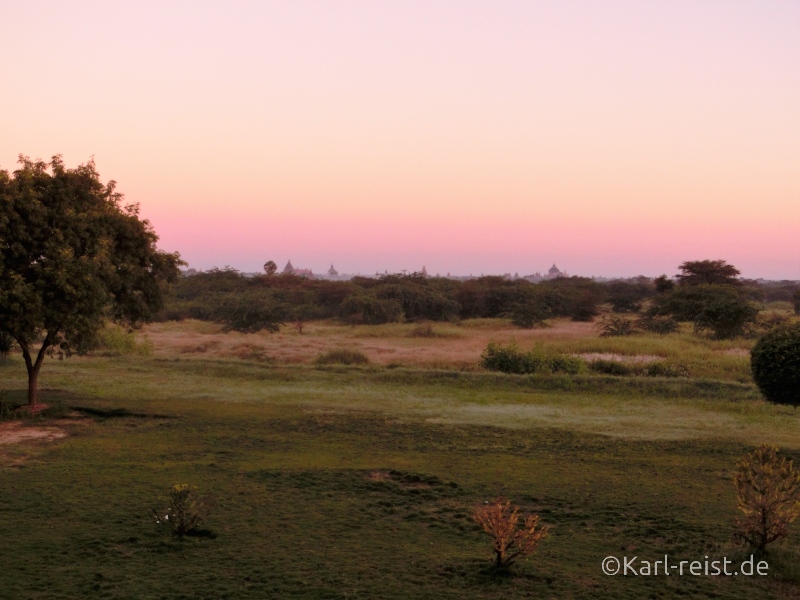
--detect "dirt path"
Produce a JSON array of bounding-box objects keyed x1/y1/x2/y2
[{"x1": 0, "y1": 422, "x2": 67, "y2": 445}]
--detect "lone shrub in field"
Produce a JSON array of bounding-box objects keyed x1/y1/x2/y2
[
  {"x1": 595, "y1": 315, "x2": 636, "y2": 337},
  {"x1": 153, "y1": 484, "x2": 214, "y2": 538},
  {"x1": 481, "y1": 341, "x2": 536, "y2": 374},
  {"x1": 750, "y1": 324, "x2": 800, "y2": 406},
  {"x1": 733, "y1": 445, "x2": 800, "y2": 552},
  {"x1": 473, "y1": 497, "x2": 549, "y2": 568},
  {"x1": 481, "y1": 342, "x2": 585, "y2": 375},
  {"x1": 313, "y1": 348, "x2": 370, "y2": 366},
  {"x1": 95, "y1": 324, "x2": 154, "y2": 357}
]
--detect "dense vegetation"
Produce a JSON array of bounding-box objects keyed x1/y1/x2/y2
[{"x1": 159, "y1": 262, "x2": 798, "y2": 340}]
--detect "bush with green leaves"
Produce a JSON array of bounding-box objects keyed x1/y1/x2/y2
[
  {"x1": 481, "y1": 341, "x2": 585, "y2": 375},
  {"x1": 651, "y1": 284, "x2": 757, "y2": 339},
  {"x1": 94, "y1": 324, "x2": 154, "y2": 356},
  {"x1": 594, "y1": 315, "x2": 636, "y2": 337},
  {"x1": 153, "y1": 484, "x2": 214, "y2": 538},
  {"x1": 645, "y1": 362, "x2": 690, "y2": 378},
  {"x1": 589, "y1": 359, "x2": 689, "y2": 378},
  {"x1": 750, "y1": 324, "x2": 800, "y2": 406},
  {"x1": 509, "y1": 287, "x2": 551, "y2": 329}
]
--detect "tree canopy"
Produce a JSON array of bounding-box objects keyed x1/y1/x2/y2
[
  {"x1": 676, "y1": 260, "x2": 741, "y2": 287},
  {"x1": 0, "y1": 155, "x2": 182, "y2": 406}
]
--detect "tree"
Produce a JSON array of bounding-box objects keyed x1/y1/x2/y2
[
  {"x1": 691, "y1": 285, "x2": 759, "y2": 339},
  {"x1": 676, "y1": 260, "x2": 740, "y2": 287},
  {"x1": 0, "y1": 156, "x2": 181, "y2": 407},
  {"x1": 510, "y1": 287, "x2": 551, "y2": 328},
  {"x1": 472, "y1": 497, "x2": 549, "y2": 568},
  {"x1": 733, "y1": 444, "x2": 800, "y2": 552},
  {"x1": 605, "y1": 280, "x2": 651, "y2": 313},
  {"x1": 650, "y1": 284, "x2": 757, "y2": 339},
  {"x1": 263, "y1": 260, "x2": 277, "y2": 276},
  {"x1": 654, "y1": 275, "x2": 674, "y2": 294}
]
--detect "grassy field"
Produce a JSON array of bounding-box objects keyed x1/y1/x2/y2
[{"x1": 1, "y1": 319, "x2": 799, "y2": 599}]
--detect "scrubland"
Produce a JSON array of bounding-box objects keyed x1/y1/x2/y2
[{"x1": 1, "y1": 318, "x2": 799, "y2": 599}]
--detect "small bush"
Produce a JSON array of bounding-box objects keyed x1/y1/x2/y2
[
  {"x1": 547, "y1": 353, "x2": 587, "y2": 375},
  {"x1": 314, "y1": 349, "x2": 370, "y2": 366},
  {"x1": 95, "y1": 325, "x2": 154, "y2": 357},
  {"x1": 481, "y1": 342, "x2": 586, "y2": 375},
  {"x1": 473, "y1": 497, "x2": 549, "y2": 568},
  {"x1": 481, "y1": 341, "x2": 536, "y2": 374},
  {"x1": 153, "y1": 484, "x2": 214, "y2": 539},
  {"x1": 733, "y1": 445, "x2": 800, "y2": 552},
  {"x1": 595, "y1": 315, "x2": 636, "y2": 337},
  {"x1": 644, "y1": 362, "x2": 690, "y2": 378},
  {"x1": 589, "y1": 359, "x2": 634, "y2": 376},
  {"x1": 750, "y1": 324, "x2": 800, "y2": 406},
  {"x1": 588, "y1": 359, "x2": 689, "y2": 378}
]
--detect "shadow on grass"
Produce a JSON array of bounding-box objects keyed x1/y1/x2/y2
[
  {"x1": 1, "y1": 388, "x2": 177, "y2": 421},
  {"x1": 68, "y1": 406, "x2": 177, "y2": 420}
]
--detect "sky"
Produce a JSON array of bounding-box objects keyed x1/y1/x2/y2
[{"x1": 1, "y1": 0, "x2": 798, "y2": 279}]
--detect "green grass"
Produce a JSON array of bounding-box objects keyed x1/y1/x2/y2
[
  {"x1": 516, "y1": 330, "x2": 750, "y2": 383},
  {"x1": 1, "y1": 353, "x2": 799, "y2": 599}
]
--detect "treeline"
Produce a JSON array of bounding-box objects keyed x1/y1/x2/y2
[{"x1": 157, "y1": 262, "x2": 800, "y2": 337}]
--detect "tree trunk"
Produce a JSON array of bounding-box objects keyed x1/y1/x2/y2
[
  {"x1": 19, "y1": 337, "x2": 50, "y2": 408},
  {"x1": 27, "y1": 365, "x2": 40, "y2": 407}
]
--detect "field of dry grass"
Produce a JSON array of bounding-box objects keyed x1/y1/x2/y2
[{"x1": 140, "y1": 317, "x2": 758, "y2": 381}]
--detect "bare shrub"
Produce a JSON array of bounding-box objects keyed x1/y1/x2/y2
[
  {"x1": 733, "y1": 444, "x2": 800, "y2": 552},
  {"x1": 473, "y1": 497, "x2": 549, "y2": 568}
]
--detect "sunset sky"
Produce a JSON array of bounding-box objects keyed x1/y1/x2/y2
[{"x1": 2, "y1": 0, "x2": 798, "y2": 279}]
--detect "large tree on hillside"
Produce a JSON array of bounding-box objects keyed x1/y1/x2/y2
[{"x1": 0, "y1": 156, "x2": 181, "y2": 407}]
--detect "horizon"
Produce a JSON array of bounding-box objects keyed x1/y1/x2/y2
[
  {"x1": 182, "y1": 260, "x2": 799, "y2": 282},
  {"x1": 2, "y1": 0, "x2": 798, "y2": 280}
]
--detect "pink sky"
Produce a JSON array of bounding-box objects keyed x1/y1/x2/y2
[{"x1": 2, "y1": 0, "x2": 798, "y2": 279}]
